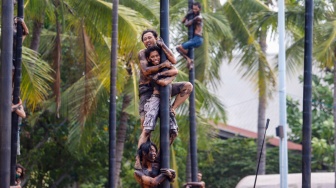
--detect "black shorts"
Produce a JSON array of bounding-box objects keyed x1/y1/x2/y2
[{"x1": 171, "y1": 82, "x2": 187, "y2": 97}]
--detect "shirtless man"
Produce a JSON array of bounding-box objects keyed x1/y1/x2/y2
[
  {"x1": 176, "y1": 2, "x2": 203, "y2": 70},
  {"x1": 134, "y1": 140, "x2": 175, "y2": 188}
]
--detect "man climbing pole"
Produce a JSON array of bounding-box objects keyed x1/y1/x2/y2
[
  {"x1": 134, "y1": 140, "x2": 176, "y2": 188},
  {"x1": 176, "y1": 1, "x2": 203, "y2": 70},
  {"x1": 135, "y1": 29, "x2": 193, "y2": 170}
]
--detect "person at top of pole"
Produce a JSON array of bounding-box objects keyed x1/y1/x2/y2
[
  {"x1": 176, "y1": 2, "x2": 203, "y2": 70},
  {"x1": 135, "y1": 29, "x2": 193, "y2": 170},
  {"x1": 141, "y1": 46, "x2": 179, "y2": 146}
]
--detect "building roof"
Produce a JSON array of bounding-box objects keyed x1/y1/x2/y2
[{"x1": 209, "y1": 121, "x2": 302, "y2": 151}]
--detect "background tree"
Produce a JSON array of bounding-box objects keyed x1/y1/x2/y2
[
  {"x1": 198, "y1": 138, "x2": 301, "y2": 188},
  {"x1": 223, "y1": 0, "x2": 276, "y2": 174},
  {"x1": 287, "y1": 72, "x2": 334, "y2": 171}
]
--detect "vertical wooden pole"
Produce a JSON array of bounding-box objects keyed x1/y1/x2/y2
[{"x1": 0, "y1": 0, "x2": 14, "y2": 187}]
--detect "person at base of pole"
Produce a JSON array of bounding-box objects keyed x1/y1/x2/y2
[
  {"x1": 183, "y1": 172, "x2": 206, "y2": 188},
  {"x1": 10, "y1": 164, "x2": 26, "y2": 188},
  {"x1": 176, "y1": 2, "x2": 203, "y2": 70},
  {"x1": 134, "y1": 140, "x2": 175, "y2": 188}
]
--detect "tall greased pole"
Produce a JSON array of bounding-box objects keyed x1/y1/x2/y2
[
  {"x1": 187, "y1": 0, "x2": 198, "y2": 183},
  {"x1": 302, "y1": 0, "x2": 313, "y2": 187},
  {"x1": 11, "y1": 0, "x2": 24, "y2": 185},
  {"x1": 160, "y1": 0, "x2": 170, "y2": 187},
  {"x1": 108, "y1": 0, "x2": 118, "y2": 187},
  {"x1": 0, "y1": 0, "x2": 14, "y2": 187}
]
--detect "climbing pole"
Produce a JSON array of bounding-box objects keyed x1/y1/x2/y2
[{"x1": 159, "y1": 0, "x2": 170, "y2": 188}]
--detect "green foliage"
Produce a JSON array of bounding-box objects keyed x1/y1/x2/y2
[
  {"x1": 15, "y1": 0, "x2": 229, "y2": 186},
  {"x1": 198, "y1": 138, "x2": 301, "y2": 188},
  {"x1": 287, "y1": 72, "x2": 334, "y2": 171}
]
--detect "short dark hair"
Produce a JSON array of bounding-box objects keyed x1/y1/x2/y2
[
  {"x1": 145, "y1": 46, "x2": 161, "y2": 59},
  {"x1": 193, "y1": 2, "x2": 201, "y2": 9},
  {"x1": 137, "y1": 140, "x2": 158, "y2": 162},
  {"x1": 141, "y1": 29, "x2": 158, "y2": 42}
]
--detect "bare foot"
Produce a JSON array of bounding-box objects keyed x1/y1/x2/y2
[
  {"x1": 187, "y1": 59, "x2": 194, "y2": 70},
  {"x1": 176, "y1": 47, "x2": 183, "y2": 55},
  {"x1": 170, "y1": 108, "x2": 176, "y2": 116}
]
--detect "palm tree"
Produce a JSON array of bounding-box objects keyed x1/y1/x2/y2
[
  {"x1": 18, "y1": 0, "x2": 231, "y2": 186},
  {"x1": 277, "y1": 0, "x2": 336, "y2": 179},
  {"x1": 223, "y1": 0, "x2": 276, "y2": 174}
]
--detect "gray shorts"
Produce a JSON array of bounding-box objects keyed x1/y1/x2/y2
[
  {"x1": 139, "y1": 83, "x2": 153, "y2": 117},
  {"x1": 143, "y1": 95, "x2": 178, "y2": 132}
]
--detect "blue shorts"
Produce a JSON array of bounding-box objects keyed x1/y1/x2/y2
[{"x1": 181, "y1": 35, "x2": 203, "y2": 50}]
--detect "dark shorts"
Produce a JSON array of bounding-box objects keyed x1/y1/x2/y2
[
  {"x1": 171, "y1": 82, "x2": 186, "y2": 97},
  {"x1": 181, "y1": 35, "x2": 203, "y2": 50},
  {"x1": 139, "y1": 83, "x2": 153, "y2": 117}
]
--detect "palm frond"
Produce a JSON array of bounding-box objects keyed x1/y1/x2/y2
[
  {"x1": 21, "y1": 47, "x2": 54, "y2": 110},
  {"x1": 285, "y1": 37, "x2": 304, "y2": 75},
  {"x1": 224, "y1": 0, "x2": 276, "y2": 95},
  {"x1": 119, "y1": 0, "x2": 159, "y2": 25},
  {"x1": 314, "y1": 20, "x2": 336, "y2": 69}
]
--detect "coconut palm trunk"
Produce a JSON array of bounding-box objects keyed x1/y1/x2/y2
[
  {"x1": 109, "y1": 0, "x2": 118, "y2": 187},
  {"x1": 257, "y1": 28, "x2": 267, "y2": 175},
  {"x1": 30, "y1": 19, "x2": 43, "y2": 52},
  {"x1": 114, "y1": 94, "x2": 131, "y2": 187},
  {"x1": 53, "y1": 0, "x2": 62, "y2": 118}
]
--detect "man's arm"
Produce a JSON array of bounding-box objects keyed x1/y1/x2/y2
[
  {"x1": 151, "y1": 62, "x2": 178, "y2": 86},
  {"x1": 182, "y1": 10, "x2": 194, "y2": 23},
  {"x1": 17, "y1": 18, "x2": 29, "y2": 41},
  {"x1": 156, "y1": 39, "x2": 177, "y2": 64},
  {"x1": 152, "y1": 61, "x2": 178, "y2": 79},
  {"x1": 184, "y1": 16, "x2": 202, "y2": 27},
  {"x1": 138, "y1": 50, "x2": 171, "y2": 77},
  {"x1": 134, "y1": 170, "x2": 167, "y2": 186},
  {"x1": 183, "y1": 181, "x2": 205, "y2": 188},
  {"x1": 155, "y1": 76, "x2": 176, "y2": 87}
]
